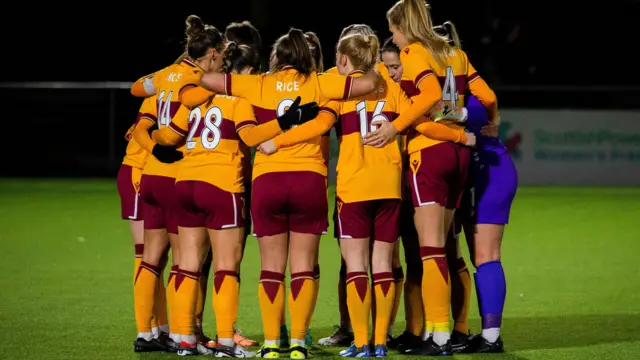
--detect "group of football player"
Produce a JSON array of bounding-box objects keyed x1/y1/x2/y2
[{"x1": 117, "y1": 0, "x2": 518, "y2": 357}]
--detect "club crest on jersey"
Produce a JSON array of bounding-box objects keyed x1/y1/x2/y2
[
  {"x1": 411, "y1": 159, "x2": 420, "y2": 173},
  {"x1": 404, "y1": 48, "x2": 410, "y2": 54}
]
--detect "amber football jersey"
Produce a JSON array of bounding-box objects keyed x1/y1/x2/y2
[
  {"x1": 222, "y1": 68, "x2": 352, "y2": 179},
  {"x1": 399, "y1": 43, "x2": 470, "y2": 155},
  {"x1": 143, "y1": 59, "x2": 202, "y2": 178},
  {"x1": 166, "y1": 95, "x2": 258, "y2": 193},
  {"x1": 121, "y1": 100, "x2": 153, "y2": 169},
  {"x1": 126, "y1": 96, "x2": 157, "y2": 169},
  {"x1": 331, "y1": 72, "x2": 405, "y2": 203}
]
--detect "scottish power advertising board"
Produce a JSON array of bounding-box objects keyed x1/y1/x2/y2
[{"x1": 499, "y1": 110, "x2": 640, "y2": 185}]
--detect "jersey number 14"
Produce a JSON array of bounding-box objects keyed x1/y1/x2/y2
[{"x1": 157, "y1": 90, "x2": 173, "y2": 127}]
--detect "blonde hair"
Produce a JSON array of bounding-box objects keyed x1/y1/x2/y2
[
  {"x1": 387, "y1": 0, "x2": 458, "y2": 67},
  {"x1": 339, "y1": 24, "x2": 375, "y2": 39},
  {"x1": 337, "y1": 34, "x2": 380, "y2": 72},
  {"x1": 433, "y1": 21, "x2": 461, "y2": 48}
]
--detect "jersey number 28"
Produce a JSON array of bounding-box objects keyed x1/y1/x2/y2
[{"x1": 186, "y1": 107, "x2": 223, "y2": 150}]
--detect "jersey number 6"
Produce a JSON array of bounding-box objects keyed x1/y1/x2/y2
[{"x1": 186, "y1": 106, "x2": 223, "y2": 150}]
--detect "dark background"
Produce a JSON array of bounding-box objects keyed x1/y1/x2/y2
[{"x1": 1, "y1": 0, "x2": 639, "y2": 176}]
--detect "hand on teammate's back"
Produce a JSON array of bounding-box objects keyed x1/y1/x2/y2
[
  {"x1": 152, "y1": 144, "x2": 184, "y2": 163},
  {"x1": 465, "y1": 132, "x2": 477, "y2": 147},
  {"x1": 257, "y1": 140, "x2": 277, "y2": 155},
  {"x1": 480, "y1": 123, "x2": 499, "y2": 137},
  {"x1": 276, "y1": 96, "x2": 320, "y2": 130},
  {"x1": 362, "y1": 120, "x2": 398, "y2": 148}
]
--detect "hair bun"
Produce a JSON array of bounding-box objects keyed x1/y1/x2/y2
[
  {"x1": 226, "y1": 41, "x2": 239, "y2": 54},
  {"x1": 186, "y1": 15, "x2": 205, "y2": 38}
]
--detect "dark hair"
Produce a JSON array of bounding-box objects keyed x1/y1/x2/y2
[
  {"x1": 381, "y1": 36, "x2": 400, "y2": 55},
  {"x1": 270, "y1": 28, "x2": 314, "y2": 76},
  {"x1": 305, "y1": 32, "x2": 323, "y2": 73},
  {"x1": 222, "y1": 42, "x2": 260, "y2": 74},
  {"x1": 225, "y1": 21, "x2": 262, "y2": 52},
  {"x1": 185, "y1": 15, "x2": 226, "y2": 59}
]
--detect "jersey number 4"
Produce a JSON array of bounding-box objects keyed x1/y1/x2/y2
[
  {"x1": 186, "y1": 107, "x2": 223, "y2": 150},
  {"x1": 442, "y1": 66, "x2": 459, "y2": 104},
  {"x1": 356, "y1": 100, "x2": 388, "y2": 139}
]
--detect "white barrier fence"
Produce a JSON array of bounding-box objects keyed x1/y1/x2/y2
[
  {"x1": 2, "y1": 82, "x2": 639, "y2": 185},
  {"x1": 499, "y1": 109, "x2": 640, "y2": 185}
]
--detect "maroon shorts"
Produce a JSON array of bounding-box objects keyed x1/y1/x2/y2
[
  {"x1": 117, "y1": 164, "x2": 143, "y2": 220},
  {"x1": 244, "y1": 181, "x2": 252, "y2": 234},
  {"x1": 175, "y1": 180, "x2": 245, "y2": 230},
  {"x1": 251, "y1": 171, "x2": 328, "y2": 237},
  {"x1": 336, "y1": 198, "x2": 401, "y2": 243},
  {"x1": 408, "y1": 142, "x2": 471, "y2": 209},
  {"x1": 140, "y1": 174, "x2": 179, "y2": 234},
  {"x1": 333, "y1": 194, "x2": 339, "y2": 239}
]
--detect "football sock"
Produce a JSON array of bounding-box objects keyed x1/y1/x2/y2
[
  {"x1": 475, "y1": 260, "x2": 506, "y2": 343},
  {"x1": 451, "y1": 257, "x2": 471, "y2": 334},
  {"x1": 213, "y1": 270, "x2": 240, "y2": 346},
  {"x1": 346, "y1": 272, "x2": 371, "y2": 348},
  {"x1": 421, "y1": 246, "x2": 451, "y2": 346},
  {"x1": 389, "y1": 266, "x2": 404, "y2": 334},
  {"x1": 289, "y1": 271, "x2": 315, "y2": 343},
  {"x1": 373, "y1": 272, "x2": 395, "y2": 345},
  {"x1": 196, "y1": 259, "x2": 211, "y2": 327},
  {"x1": 134, "y1": 261, "x2": 159, "y2": 338},
  {"x1": 174, "y1": 268, "x2": 200, "y2": 344},
  {"x1": 404, "y1": 271, "x2": 424, "y2": 336},
  {"x1": 167, "y1": 265, "x2": 179, "y2": 337},
  {"x1": 259, "y1": 271, "x2": 286, "y2": 342},
  {"x1": 134, "y1": 244, "x2": 144, "y2": 283},
  {"x1": 152, "y1": 268, "x2": 166, "y2": 333},
  {"x1": 306, "y1": 264, "x2": 320, "y2": 328}
]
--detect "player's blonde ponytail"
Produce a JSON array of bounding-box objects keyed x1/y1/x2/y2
[
  {"x1": 337, "y1": 34, "x2": 380, "y2": 72},
  {"x1": 434, "y1": 21, "x2": 461, "y2": 48},
  {"x1": 387, "y1": 0, "x2": 455, "y2": 67}
]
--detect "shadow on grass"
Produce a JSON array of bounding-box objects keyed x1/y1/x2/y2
[{"x1": 137, "y1": 313, "x2": 640, "y2": 359}]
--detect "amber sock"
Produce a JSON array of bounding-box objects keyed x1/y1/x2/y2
[
  {"x1": 259, "y1": 271, "x2": 286, "y2": 344},
  {"x1": 346, "y1": 272, "x2": 371, "y2": 348}
]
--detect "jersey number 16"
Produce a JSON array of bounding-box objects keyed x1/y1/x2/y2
[{"x1": 356, "y1": 100, "x2": 388, "y2": 139}]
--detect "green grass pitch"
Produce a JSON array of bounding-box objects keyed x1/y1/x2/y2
[{"x1": 1, "y1": 179, "x2": 639, "y2": 360}]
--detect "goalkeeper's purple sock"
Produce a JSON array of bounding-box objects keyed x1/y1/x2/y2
[{"x1": 474, "y1": 261, "x2": 506, "y2": 343}]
